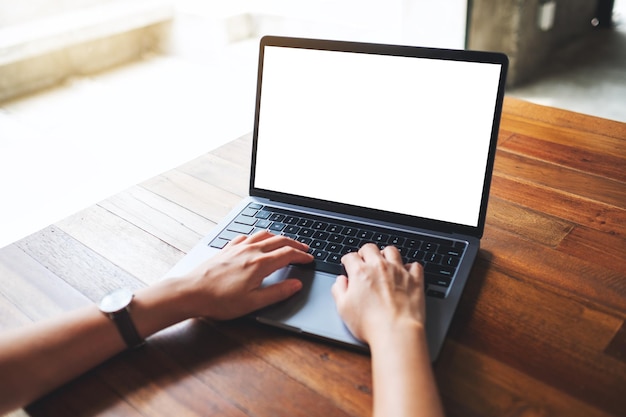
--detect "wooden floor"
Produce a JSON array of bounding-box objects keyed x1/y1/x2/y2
[{"x1": 1, "y1": 97, "x2": 625, "y2": 416}]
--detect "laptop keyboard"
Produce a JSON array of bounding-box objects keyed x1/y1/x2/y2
[{"x1": 209, "y1": 203, "x2": 467, "y2": 298}]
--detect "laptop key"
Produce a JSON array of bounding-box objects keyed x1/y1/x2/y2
[
  {"x1": 372, "y1": 232, "x2": 390, "y2": 243},
  {"x1": 438, "y1": 245, "x2": 463, "y2": 257},
  {"x1": 405, "y1": 239, "x2": 421, "y2": 248},
  {"x1": 406, "y1": 249, "x2": 425, "y2": 262},
  {"x1": 312, "y1": 221, "x2": 329, "y2": 230},
  {"x1": 270, "y1": 213, "x2": 286, "y2": 222},
  {"x1": 209, "y1": 238, "x2": 230, "y2": 249},
  {"x1": 328, "y1": 233, "x2": 344, "y2": 243},
  {"x1": 241, "y1": 207, "x2": 259, "y2": 217},
  {"x1": 425, "y1": 263, "x2": 455, "y2": 278},
  {"x1": 269, "y1": 222, "x2": 286, "y2": 232},
  {"x1": 396, "y1": 246, "x2": 408, "y2": 256},
  {"x1": 424, "y1": 252, "x2": 442, "y2": 264},
  {"x1": 426, "y1": 289, "x2": 446, "y2": 298},
  {"x1": 342, "y1": 227, "x2": 358, "y2": 237},
  {"x1": 298, "y1": 218, "x2": 315, "y2": 227},
  {"x1": 341, "y1": 246, "x2": 358, "y2": 255},
  {"x1": 425, "y1": 273, "x2": 452, "y2": 287},
  {"x1": 217, "y1": 230, "x2": 242, "y2": 241},
  {"x1": 284, "y1": 225, "x2": 300, "y2": 234},
  {"x1": 310, "y1": 240, "x2": 326, "y2": 249},
  {"x1": 443, "y1": 255, "x2": 460, "y2": 267},
  {"x1": 256, "y1": 219, "x2": 272, "y2": 228},
  {"x1": 312, "y1": 231, "x2": 329, "y2": 240},
  {"x1": 299, "y1": 228, "x2": 314, "y2": 237},
  {"x1": 311, "y1": 250, "x2": 329, "y2": 261},
  {"x1": 284, "y1": 216, "x2": 300, "y2": 224},
  {"x1": 296, "y1": 237, "x2": 312, "y2": 245},
  {"x1": 227, "y1": 223, "x2": 254, "y2": 235},
  {"x1": 358, "y1": 230, "x2": 373, "y2": 240},
  {"x1": 327, "y1": 253, "x2": 342, "y2": 264},
  {"x1": 421, "y1": 242, "x2": 439, "y2": 252},
  {"x1": 328, "y1": 224, "x2": 343, "y2": 234},
  {"x1": 234, "y1": 215, "x2": 256, "y2": 226},
  {"x1": 326, "y1": 243, "x2": 342, "y2": 253}
]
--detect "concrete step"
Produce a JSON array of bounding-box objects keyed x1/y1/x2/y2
[{"x1": 0, "y1": 0, "x2": 174, "y2": 103}]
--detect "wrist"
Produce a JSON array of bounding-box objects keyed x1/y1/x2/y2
[
  {"x1": 368, "y1": 319, "x2": 426, "y2": 354},
  {"x1": 131, "y1": 277, "x2": 198, "y2": 339}
]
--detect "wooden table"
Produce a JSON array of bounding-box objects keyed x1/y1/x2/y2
[{"x1": 1, "y1": 97, "x2": 625, "y2": 417}]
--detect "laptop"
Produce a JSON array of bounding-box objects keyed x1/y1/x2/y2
[{"x1": 164, "y1": 35, "x2": 508, "y2": 361}]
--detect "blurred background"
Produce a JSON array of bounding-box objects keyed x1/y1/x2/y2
[{"x1": 0, "y1": 0, "x2": 624, "y2": 247}]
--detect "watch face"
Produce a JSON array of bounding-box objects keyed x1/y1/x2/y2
[{"x1": 99, "y1": 288, "x2": 134, "y2": 314}]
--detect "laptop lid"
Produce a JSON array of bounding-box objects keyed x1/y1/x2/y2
[{"x1": 249, "y1": 36, "x2": 508, "y2": 238}]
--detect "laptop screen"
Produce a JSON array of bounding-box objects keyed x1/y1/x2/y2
[{"x1": 252, "y1": 39, "x2": 506, "y2": 229}]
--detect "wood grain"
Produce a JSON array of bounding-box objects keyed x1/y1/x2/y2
[
  {"x1": 142, "y1": 169, "x2": 243, "y2": 224},
  {"x1": 55, "y1": 205, "x2": 184, "y2": 285},
  {"x1": 445, "y1": 261, "x2": 625, "y2": 416},
  {"x1": 436, "y1": 341, "x2": 616, "y2": 417},
  {"x1": 486, "y1": 196, "x2": 574, "y2": 247},
  {"x1": 148, "y1": 319, "x2": 355, "y2": 417},
  {"x1": 214, "y1": 319, "x2": 374, "y2": 417},
  {"x1": 500, "y1": 133, "x2": 626, "y2": 183},
  {"x1": 99, "y1": 185, "x2": 213, "y2": 254},
  {"x1": 491, "y1": 175, "x2": 626, "y2": 237},
  {"x1": 0, "y1": 242, "x2": 91, "y2": 316},
  {"x1": 16, "y1": 225, "x2": 145, "y2": 299},
  {"x1": 494, "y1": 149, "x2": 626, "y2": 208}
]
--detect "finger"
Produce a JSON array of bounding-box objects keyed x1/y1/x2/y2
[
  {"x1": 358, "y1": 242, "x2": 380, "y2": 258},
  {"x1": 408, "y1": 262, "x2": 425, "y2": 289},
  {"x1": 226, "y1": 234, "x2": 248, "y2": 246},
  {"x1": 249, "y1": 278, "x2": 303, "y2": 311},
  {"x1": 331, "y1": 275, "x2": 348, "y2": 305},
  {"x1": 244, "y1": 230, "x2": 276, "y2": 243},
  {"x1": 381, "y1": 245, "x2": 402, "y2": 262},
  {"x1": 332, "y1": 275, "x2": 348, "y2": 295},
  {"x1": 255, "y1": 234, "x2": 310, "y2": 253},
  {"x1": 250, "y1": 246, "x2": 314, "y2": 280},
  {"x1": 409, "y1": 260, "x2": 424, "y2": 277},
  {"x1": 270, "y1": 244, "x2": 314, "y2": 262},
  {"x1": 340, "y1": 251, "x2": 362, "y2": 274}
]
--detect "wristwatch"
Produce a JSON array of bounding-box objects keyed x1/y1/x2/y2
[{"x1": 98, "y1": 288, "x2": 145, "y2": 349}]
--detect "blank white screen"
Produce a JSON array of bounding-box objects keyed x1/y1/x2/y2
[{"x1": 254, "y1": 46, "x2": 502, "y2": 227}]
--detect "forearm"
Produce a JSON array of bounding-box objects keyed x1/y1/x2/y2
[
  {"x1": 0, "y1": 305, "x2": 124, "y2": 412},
  {"x1": 0, "y1": 277, "x2": 193, "y2": 414},
  {"x1": 369, "y1": 322, "x2": 444, "y2": 417},
  {"x1": 0, "y1": 233, "x2": 311, "y2": 414}
]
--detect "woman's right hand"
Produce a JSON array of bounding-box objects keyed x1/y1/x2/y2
[{"x1": 330, "y1": 243, "x2": 426, "y2": 344}]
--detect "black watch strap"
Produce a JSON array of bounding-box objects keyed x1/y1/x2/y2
[{"x1": 110, "y1": 307, "x2": 145, "y2": 349}]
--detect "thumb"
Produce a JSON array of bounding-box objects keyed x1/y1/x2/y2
[
  {"x1": 251, "y1": 278, "x2": 303, "y2": 310},
  {"x1": 331, "y1": 275, "x2": 348, "y2": 305}
]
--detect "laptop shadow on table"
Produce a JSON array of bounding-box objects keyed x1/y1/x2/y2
[{"x1": 438, "y1": 249, "x2": 492, "y2": 350}]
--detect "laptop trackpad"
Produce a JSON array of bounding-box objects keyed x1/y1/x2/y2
[{"x1": 255, "y1": 265, "x2": 364, "y2": 347}]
